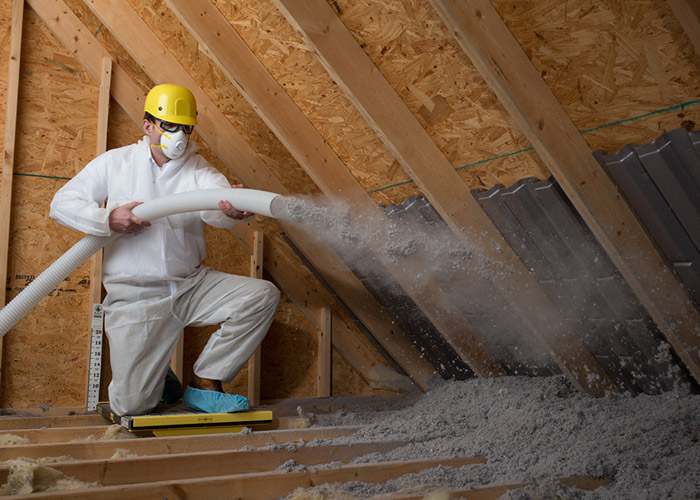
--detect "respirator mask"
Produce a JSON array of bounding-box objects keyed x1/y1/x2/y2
[{"x1": 153, "y1": 120, "x2": 194, "y2": 160}]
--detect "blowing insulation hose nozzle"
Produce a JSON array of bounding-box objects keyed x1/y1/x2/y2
[{"x1": 0, "y1": 188, "x2": 283, "y2": 337}]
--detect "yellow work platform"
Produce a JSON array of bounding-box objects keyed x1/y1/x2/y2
[{"x1": 97, "y1": 401, "x2": 274, "y2": 437}]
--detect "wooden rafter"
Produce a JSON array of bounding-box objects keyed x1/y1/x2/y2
[
  {"x1": 270, "y1": 0, "x2": 618, "y2": 395},
  {"x1": 27, "y1": 0, "x2": 433, "y2": 390},
  {"x1": 428, "y1": 0, "x2": 700, "y2": 384},
  {"x1": 165, "y1": 0, "x2": 505, "y2": 381}
]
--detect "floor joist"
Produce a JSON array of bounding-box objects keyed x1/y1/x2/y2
[{"x1": 0, "y1": 426, "x2": 359, "y2": 462}]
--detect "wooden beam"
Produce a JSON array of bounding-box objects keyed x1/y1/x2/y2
[
  {"x1": 0, "y1": 425, "x2": 359, "y2": 461},
  {"x1": 247, "y1": 230, "x2": 263, "y2": 406},
  {"x1": 8, "y1": 456, "x2": 484, "y2": 500},
  {"x1": 33, "y1": 0, "x2": 433, "y2": 390},
  {"x1": 317, "y1": 307, "x2": 332, "y2": 397},
  {"x1": 668, "y1": 0, "x2": 700, "y2": 58},
  {"x1": 0, "y1": 413, "x2": 105, "y2": 431},
  {"x1": 270, "y1": 0, "x2": 617, "y2": 395},
  {"x1": 0, "y1": 441, "x2": 406, "y2": 486},
  {"x1": 428, "y1": 0, "x2": 700, "y2": 384},
  {"x1": 0, "y1": 0, "x2": 25, "y2": 394},
  {"x1": 166, "y1": 0, "x2": 505, "y2": 381},
  {"x1": 84, "y1": 55, "x2": 111, "y2": 412}
]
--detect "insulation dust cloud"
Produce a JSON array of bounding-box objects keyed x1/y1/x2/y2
[
  {"x1": 273, "y1": 195, "x2": 559, "y2": 374},
  {"x1": 271, "y1": 194, "x2": 693, "y2": 394}
]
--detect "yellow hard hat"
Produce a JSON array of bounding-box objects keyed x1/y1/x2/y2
[{"x1": 144, "y1": 84, "x2": 197, "y2": 126}]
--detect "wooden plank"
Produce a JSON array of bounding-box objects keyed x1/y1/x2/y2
[
  {"x1": 247, "y1": 230, "x2": 263, "y2": 406},
  {"x1": 317, "y1": 307, "x2": 332, "y2": 398},
  {"x1": 9, "y1": 456, "x2": 484, "y2": 500},
  {"x1": 30, "y1": 0, "x2": 434, "y2": 391},
  {"x1": 0, "y1": 0, "x2": 25, "y2": 390},
  {"x1": 84, "y1": 55, "x2": 111, "y2": 412},
  {"x1": 428, "y1": 0, "x2": 700, "y2": 384},
  {"x1": 0, "y1": 425, "x2": 116, "y2": 443},
  {"x1": 0, "y1": 441, "x2": 405, "y2": 485},
  {"x1": 166, "y1": 0, "x2": 505, "y2": 381},
  {"x1": 270, "y1": 0, "x2": 617, "y2": 396},
  {"x1": 668, "y1": 0, "x2": 700, "y2": 58},
  {"x1": 0, "y1": 413, "x2": 105, "y2": 431},
  {"x1": 0, "y1": 425, "x2": 360, "y2": 461}
]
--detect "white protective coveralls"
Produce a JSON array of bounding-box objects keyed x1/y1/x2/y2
[{"x1": 50, "y1": 137, "x2": 280, "y2": 416}]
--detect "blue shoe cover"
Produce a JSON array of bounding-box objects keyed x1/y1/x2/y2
[{"x1": 183, "y1": 386, "x2": 250, "y2": 413}]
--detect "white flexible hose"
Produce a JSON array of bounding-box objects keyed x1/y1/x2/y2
[{"x1": 0, "y1": 188, "x2": 281, "y2": 336}]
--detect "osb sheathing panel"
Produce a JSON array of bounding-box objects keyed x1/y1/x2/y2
[{"x1": 496, "y1": 0, "x2": 700, "y2": 152}]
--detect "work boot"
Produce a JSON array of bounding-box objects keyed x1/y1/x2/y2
[{"x1": 161, "y1": 366, "x2": 184, "y2": 404}]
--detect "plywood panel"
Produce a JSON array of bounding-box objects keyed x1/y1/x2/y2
[
  {"x1": 3, "y1": 177, "x2": 92, "y2": 407},
  {"x1": 493, "y1": 0, "x2": 700, "y2": 152}
]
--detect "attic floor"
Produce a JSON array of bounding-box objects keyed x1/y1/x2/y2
[{"x1": 0, "y1": 376, "x2": 698, "y2": 498}]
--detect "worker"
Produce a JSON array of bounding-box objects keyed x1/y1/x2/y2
[{"x1": 50, "y1": 83, "x2": 281, "y2": 416}]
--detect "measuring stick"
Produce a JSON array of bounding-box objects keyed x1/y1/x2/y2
[{"x1": 86, "y1": 304, "x2": 104, "y2": 411}]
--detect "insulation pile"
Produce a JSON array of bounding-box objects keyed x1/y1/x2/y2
[{"x1": 299, "y1": 375, "x2": 700, "y2": 499}]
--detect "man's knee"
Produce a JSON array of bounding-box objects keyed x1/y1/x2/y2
[
  {"x1": 109, "y1": 385, "x2": 159, "y2": 416},
  {"x1": 260, "y1": 280, "x2": 281, "y2": 310}
]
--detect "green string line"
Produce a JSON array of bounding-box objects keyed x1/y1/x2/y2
[
  {"x1": 579, "y1": 98, "x2": 700, "y2": 134},
  {"x1": 0, "y1": 171, "x2": 71, "y2": 181},
  {"x1": 368, "y1": 98, "x2": 700, "y2": 194}
]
